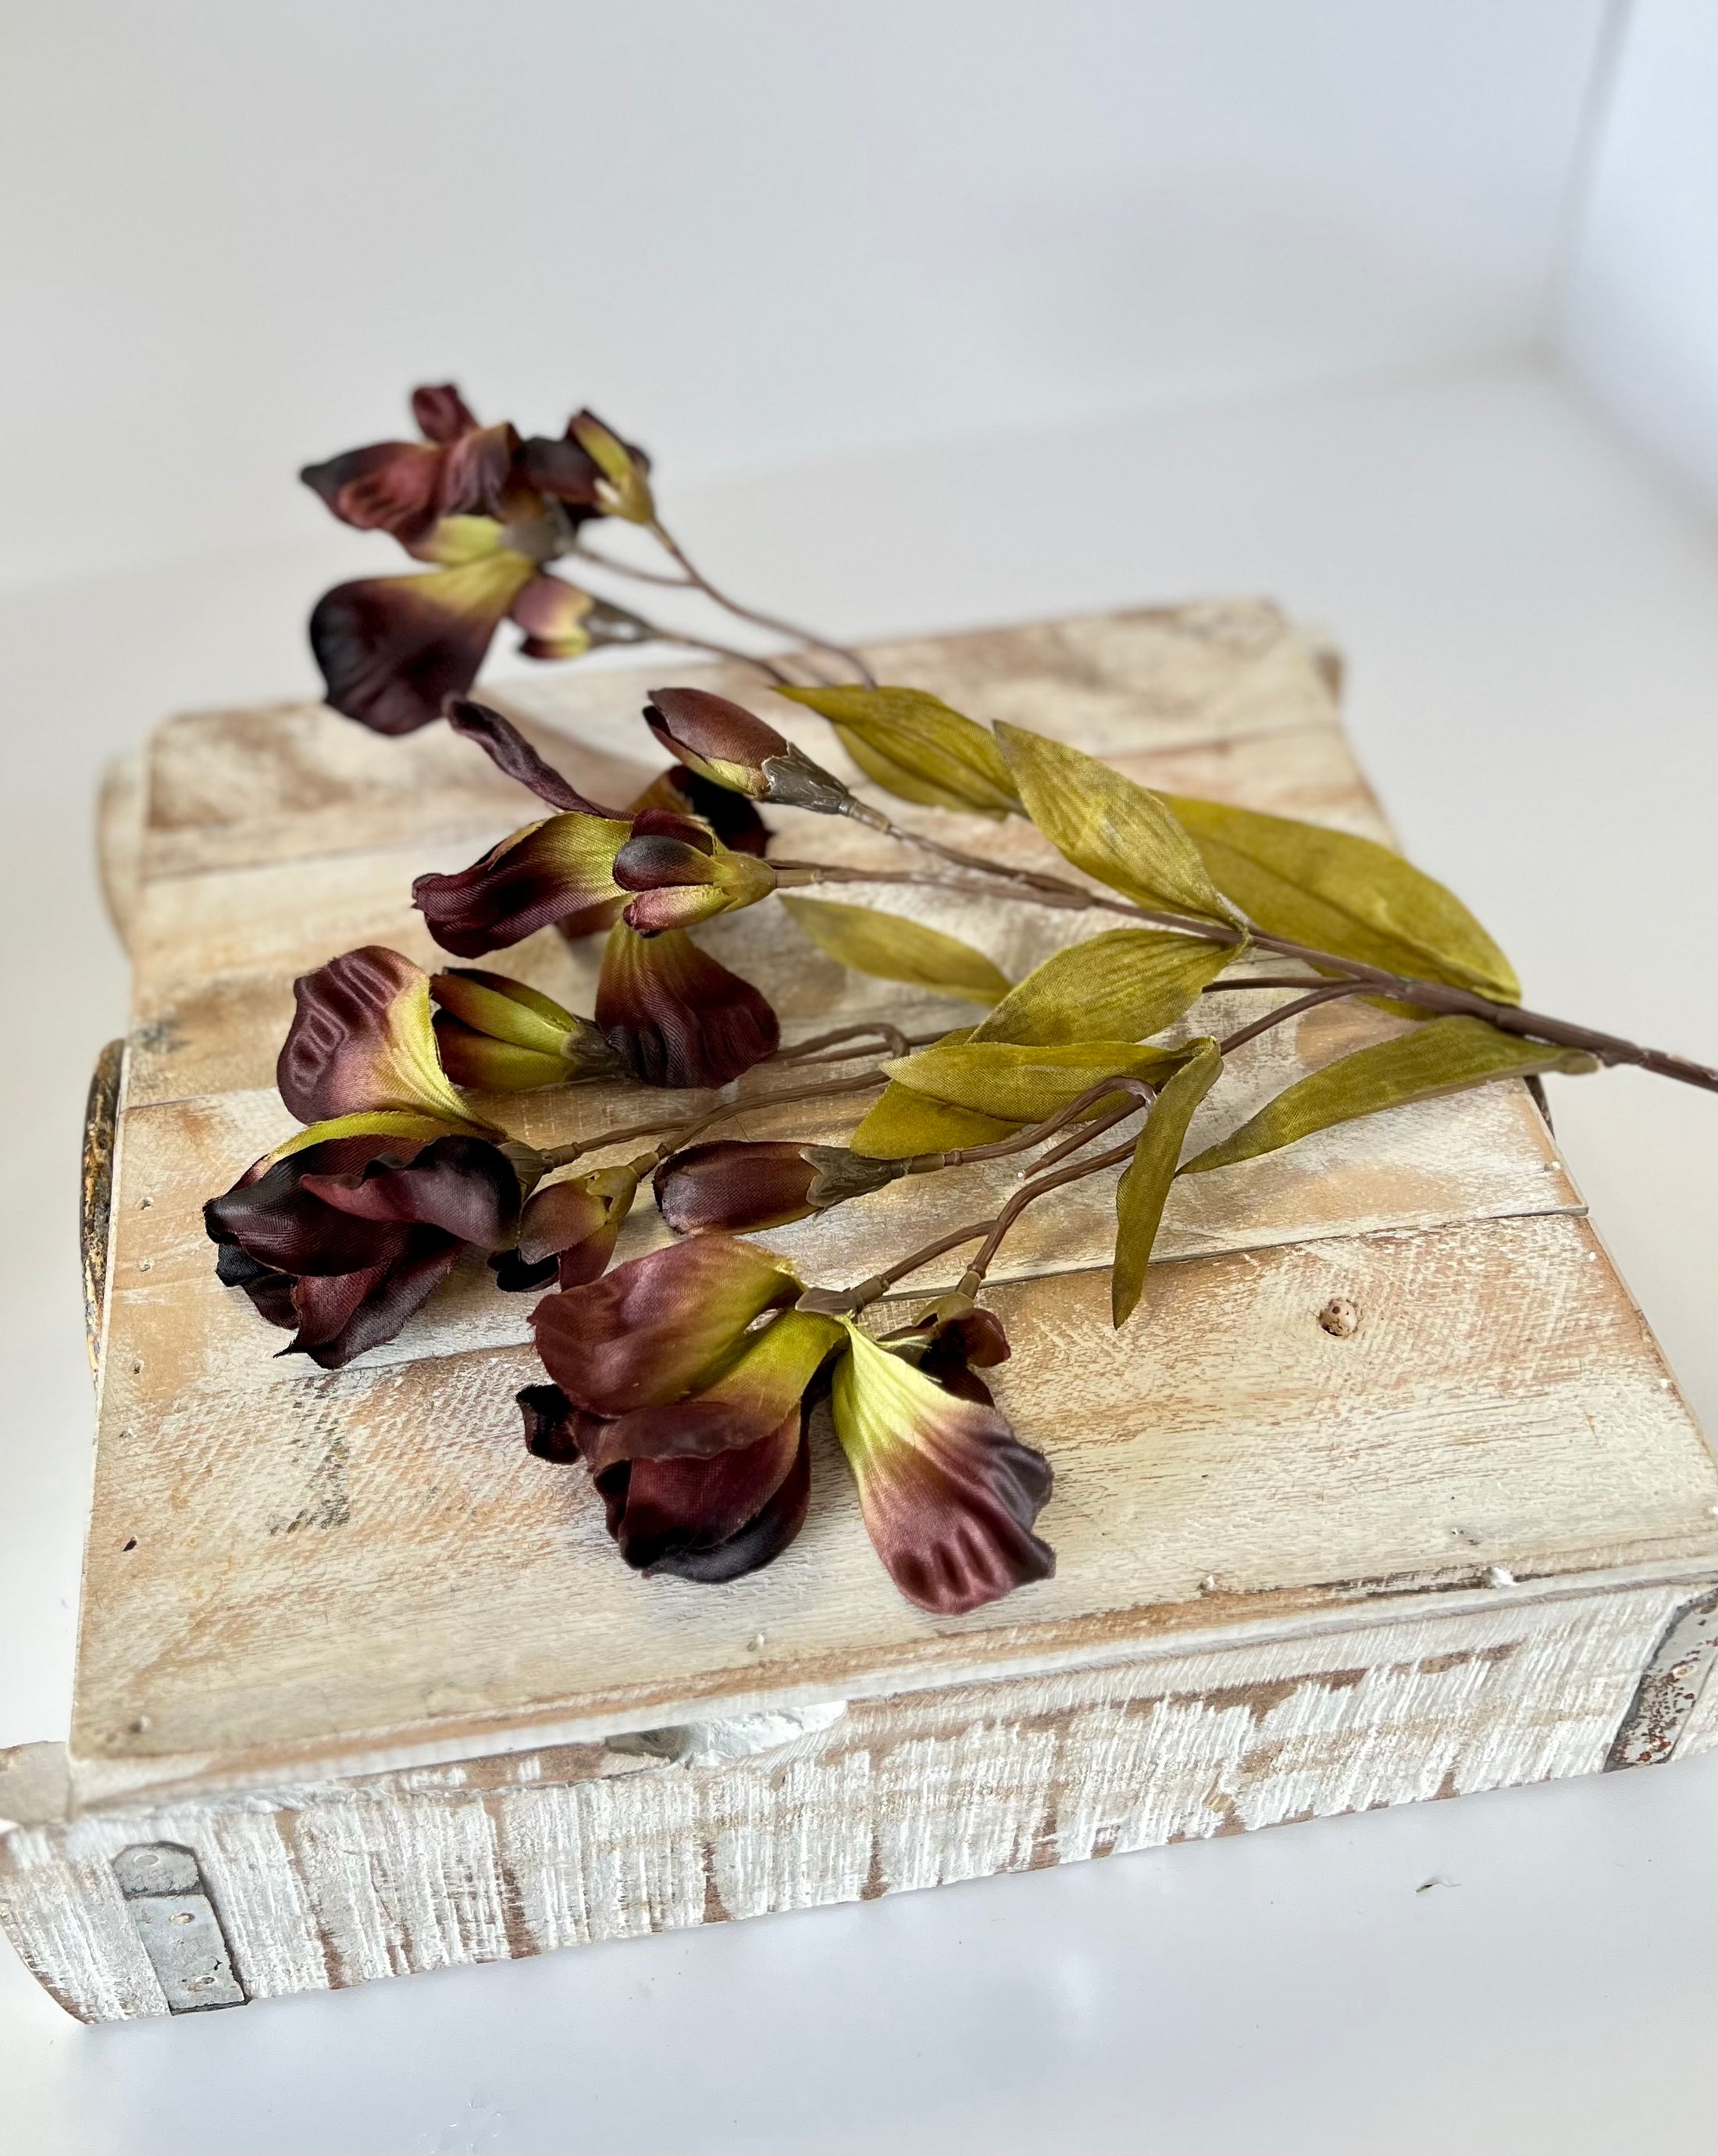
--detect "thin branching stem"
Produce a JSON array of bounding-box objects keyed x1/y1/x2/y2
[{"x1": 647, "y1": 518, "x2": 878, "y2": 688}]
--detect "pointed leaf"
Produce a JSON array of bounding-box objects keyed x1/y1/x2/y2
[
  {"x1": 972, "y1": 928, "x2": 1234, "y2": 1046},
  {"x1": 779, "y1": 896, "x2": 1010, "y2": 1004},
  {"x1": 1165, "y1": 794, "x2": 1520, "y2": 1004},
  {"x1": 849, "y1": 1082, "x2": 1021, "y2": 1160},
  {"x1": 995, "y1": 723, "x2": 1235, "y2": 922},
  {"x1": 882, "y1": 1039, "x2": 1181, "y2": 1122},
  {"x1": 1111, "y1": 1039, "x2": 1222, "y2": 1326},
  {"x1": 1182, "y1": 1016, "x2": 1596, "y2": 1177},
  {"x1": 774, "y1": 685, "x2": 1019, "y2": 818}
]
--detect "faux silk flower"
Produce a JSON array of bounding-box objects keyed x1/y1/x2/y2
[
  {"x1": 830, "y1": 1313, "x2": 1054, "y2": 1616},
  {"x1": 430, "y1": 969, "x2": 619, "y2": 1092},
  {"x1": 206, "y1": 1126, "x2": 522, "y2": 1369},
  {"x1": 595, "y1": 922, "x2": 779, "y2": 1088},
  {"x1": 654, "y1": 1139, "x2": 905, "y2": 1235},
  {"x1": 524, "y1": 1237, "x2": 1054, "y2": 1610},
  {"x1": 490, "y1": 1165, "x2": 640, "y2": 1293},
  {"x1": 302, "y1": 387, "x2": 654, "y2": 733},
  {"x1": 276, "y1": 946, "x2": 493, "y2": 1131},
  {"x1": 526, "y1": 1236, "x2": 835, "y2": 1579}
]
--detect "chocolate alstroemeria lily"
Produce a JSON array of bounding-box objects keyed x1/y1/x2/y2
[
  {"x1": 206, "y1": 1125, "x2": 523, "y2": 1370},
  {"x1": 830, "y1": 1302, "x2": 1054, "y2": 1616},
  {"x1": 206, "y1": 944, "x2": 530, "y2": 1366},
  {"x1": 302, "y1": 387, "x2": 654, "y2": 733},
  {"x1": 522, "y1": 1236, "x2": 1054, "y2": 1610},
  {"x1": 526, "y1": 1237, "x2": 835, "y2": 1580}
]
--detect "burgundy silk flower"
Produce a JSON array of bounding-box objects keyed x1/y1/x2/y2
[
  {"x1": 596, "y1": 922, "x2": 779, "y2": 1088},
  {"x1": 524, "y1": 1238, "x2": 838, "y2": 1580},
  {"x1": 206, "y1": 1132, "x2": 521, "y2": 1369},
  {"x1": 301, "y1": 389, "x2": 651, "y2": 732}
]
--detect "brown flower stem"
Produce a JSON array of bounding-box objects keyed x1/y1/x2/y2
[
  {"x1": 955, "y1": 1135, "x2": 1142, "y2": 1292},
  {"x1": 1215, "y1": 982, "x2": 1366, "y2": 1055},
  {"x1": 647, "y1": 518, "x2": 879, "y2": 689},
  {"x1": 567, "y1": 539, "x2": 697, "y2": 589},
  {"x1": 1026, "y1": 1096, "x2": 1149, "y2": 1173},
  {"x1": 829, "y1": 1134, "x2": 1142, "y2": 1317},
  {"x1": 621, "y1": 620, "x2": 801, "y2": 688},
  {"x1": 896, "y1": 1075, "x2": 1160, "y2": 1176},
  {"x1": 777, "y1": 856, "x2": 1718, "y2": 1093},
  {"x1": 773, "y1": 1021, "x2": 912, "y2": 1061},
  {"x1": 537, "y1": 1067, "x2": 889, "y2": 1171},
  {"x1": 1203, "y1": 975, "x2": 1344, "y2": 992}
]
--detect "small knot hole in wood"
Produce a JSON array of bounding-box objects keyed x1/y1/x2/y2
[{"x1": 1318, "y1": 1296, "x2": 1360, "y2": 1338}]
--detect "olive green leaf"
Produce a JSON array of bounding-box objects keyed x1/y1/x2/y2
[
  {"x1": 779, "y1": 896, "x2": 1010, "y2": 1005},
  {"x1": 1182, "y1": 1016, "x2": 1595, "y2": 1177},
  {"x1": 972, "y1": 928, "x2": 1235, "y2": 1046},
  {"x1": 850, "y1": 1082, "x2": 1021, "y2": 1160},
  {"x1": 773, "y1": 685, "x2": 1019, "y2": 818},
  {"x1": 1111, "y1": 1038, "x2": 1223, "y2": 1327},
  {"x1": 1164, "y1": 795, "x2": 1520, "y2": 1004},
  {"x1": 994, "y1": 724, "x2": 1237, "y2": 923},
  {"x1": 882, "y1": 1038, "x2": 1182, "y2": 1123}
]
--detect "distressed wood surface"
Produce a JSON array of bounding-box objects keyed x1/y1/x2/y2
[
  {"x1": 8, "y1": 1566, "x2": 1712, "y2": 2022},
  {"x1": 71, "y1": 601, "x2": 1716, "y2": 1811}
]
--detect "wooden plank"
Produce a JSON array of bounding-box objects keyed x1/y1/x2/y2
[
  {"x1": 12, "y1": 1567, "x2": 1709, "y2": 2019},
  {"x1": 71, "y1": 1211, "x2": 1715, "y2": 1803},
  {"x1": 70, "y1": 601, "x2": 1715, "y2": 1814}
]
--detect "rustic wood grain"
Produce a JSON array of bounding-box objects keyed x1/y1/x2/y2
[
  {"x1": 6, "y1": 1567, "x2": 1708, "y2": 2021},
  {"x1": 66, "y1": 600, "x2": 1717, "y2": 1819}
]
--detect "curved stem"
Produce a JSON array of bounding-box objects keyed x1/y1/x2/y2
[
  {"x1": 648, "y1": 518, "x2": 879, "y2": 688},
  {"x1": 568, "y1": 539, "x2": 697, "y2": 589},
  {"x1": 778, "y1": 852, "x2": 1718, "y2": 1093},
  {"x1": 1215, "y1": 982, "x2": 1363, "y2": 1055}
]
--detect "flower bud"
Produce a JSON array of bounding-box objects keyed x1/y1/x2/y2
[
  {"x1": 611, "y1": 811, "x2": 779, "y2": 935},
  {"x1": 492, "y1": 1164, "x2": 640, "y2": 1292},
  {"x1": 645, "y1": 686, "x2": 856, "y2": 815},
  {"x1": 654, "y1": 1139, "x2": 907, "y2": 1235},
  {"x1": 567, "y1": 409, "x2": 656, "y2": 523},
  {"x1": 430, "y1": 968, "x2": 619, "y2": 1090}
]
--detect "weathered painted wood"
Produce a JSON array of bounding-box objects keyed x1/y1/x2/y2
[
  {"x1": 73, "y1": 1210, "x2": 1714, "y2": 1805},
  {"x1": 6, "y1": 1566, "x2": 1711, "y2": 2021},
  {"x1": 15, "y1": 600, "x2": 1708, "y2": 2023}
]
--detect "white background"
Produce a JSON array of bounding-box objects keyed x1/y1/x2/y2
[{"x1": 2, "y1": 5, "x2": 1714, "y2": 2150}]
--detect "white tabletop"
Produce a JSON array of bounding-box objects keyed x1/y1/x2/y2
[{"x1": 2, "y1": 360, "x2": 1713, "y2": 2154}]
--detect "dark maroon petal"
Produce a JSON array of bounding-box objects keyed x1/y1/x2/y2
[
  {"x1": 641, "y1": 1430, "x2": 812, "y2": 1583},
  {"x1": 612, "y1": 831, "x2": 719, "y2": 893},
  {"x1": 611, "y1": 1409, "x2": 802, "y2": 1570},
  {"x1": 515, "y1": 1382, "x2": 601, "y2": 1463},
  {"x1": 596, "y1": 924, "x2": 779, "y2": 1088},
  {"x1": 531, "y1": 1234, "x2": 800, "y2": 1416},
  {"x1": 832, "y1": 1329, "x2": 1053, "y2": 1616},
  {"x1": 300, "y1": 440, "x2": 443, "y2": 543},
  {"x1": 310, "y1": 561, "x2": 529, "y2": 736},
  {"x1": 414, "y1": 813, "x2": 627, "y2": 959},
  {"x1": 648, "y1": 767, "x2": 772, "y2": 856},
  {"x1": 437, "y1": 422, "x2": 522, "y2": 521},
  {"x1": 491, "y1": 1247, "x2": 560, "y2": 1292},
  {"x1": 515, "y1": 433, "x2": 604, "y2": 509},
  {"x1": 287, "y1": 1232, "x2": 463, "y2": 1369},
  {"x1": 214, "y1": 1242, "x2": 300, "y2": 1329},
  {"x1": 412, "y1": 383, "x2": 478, "y2": 444},
  {"x1": 298, "y1": 1135, "x2": 521, "y2": 1249},
  {"x1": 205, "y1": 1151, "x2": 414, "y2": 1276},
  {"x1": 444, "y1": 698, "x2": 622, "y2": 815},
  {"x1": 655, "y1": 1141, "x2": 818, "y2": 1235},
  {"x1": 642, "y1": 685, "x2": 784, "y2": 780},
  {"x1": 276, "y1": 946, "x2": 462, "y2": 1125}
]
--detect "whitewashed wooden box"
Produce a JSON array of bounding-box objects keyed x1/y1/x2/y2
[{"x1": 2, "y1": 603, "x2": 1713, "y2": 2022}]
